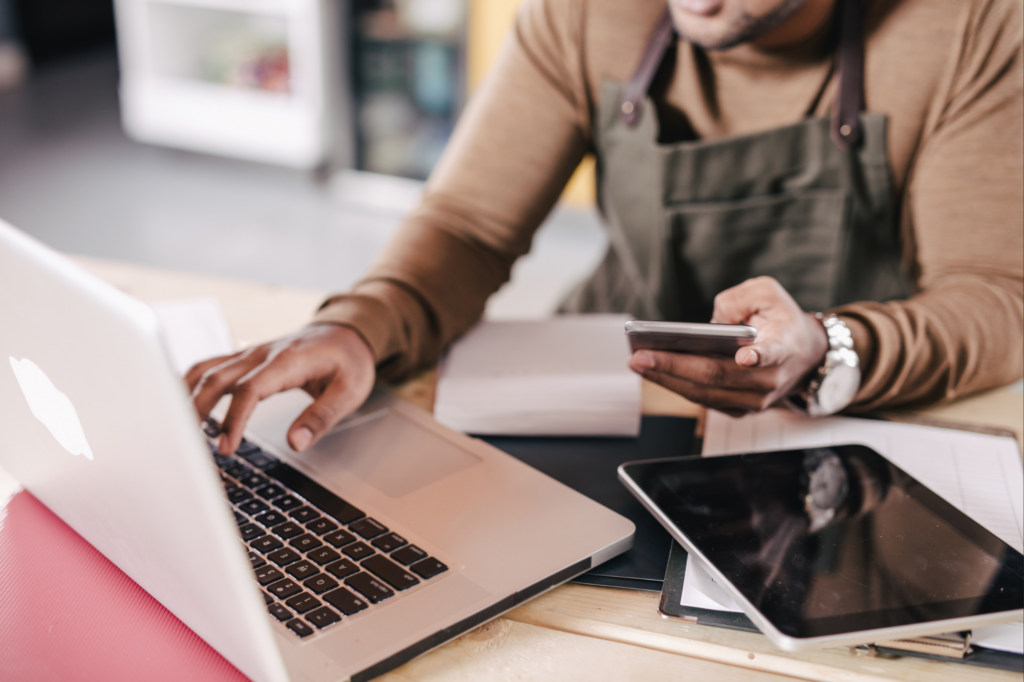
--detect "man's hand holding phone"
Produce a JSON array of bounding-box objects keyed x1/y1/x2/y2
[{"x1": 627, "y1": 277, "x2": 830, "y2": 416}]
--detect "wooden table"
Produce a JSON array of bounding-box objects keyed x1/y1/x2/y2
[{"x1": 51, "y1": 256, "x2": 1024, "y2": 681}]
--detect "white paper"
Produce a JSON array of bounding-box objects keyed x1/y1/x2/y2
[
  {"x1": 434, "y1": 315, "x2": 641, "y2": 436},
  {"x1": 681, "y1": 555, "x2": 742, "y2": 613},
  {"x1": 682, "y1": 409, "x2": 1024, "y2": 633},
  {"x1": 150, "y1": 297, "x2": 236, "y2": 375},
  {"x1": 971, "y1": 622, "x2": 1024, "y2": 654}
]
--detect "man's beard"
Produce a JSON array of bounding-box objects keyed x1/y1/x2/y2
[{"x1": 678, "y1": 0, "x2": 811, "y2": 51}]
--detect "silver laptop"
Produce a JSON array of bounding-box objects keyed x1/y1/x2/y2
[{"x1": 0, "y1": 220, "x2": 635, "y2": 682}]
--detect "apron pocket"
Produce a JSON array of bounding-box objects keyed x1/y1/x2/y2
[{"x1": 667, "y1": 189, "x2": 848, "y2": 318}]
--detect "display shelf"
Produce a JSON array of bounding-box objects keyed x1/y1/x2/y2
[{"x1": 115, "y1": 0, "x2": 352, "y2": 169}]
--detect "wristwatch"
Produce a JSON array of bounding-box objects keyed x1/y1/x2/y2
[{"x1": 789, "y1": 314, "x2": 860, "y2": 417}]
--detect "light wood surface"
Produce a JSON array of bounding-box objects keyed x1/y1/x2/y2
[{"x1": 65, "y1": 256, "x2": 1024, "y2": 681}]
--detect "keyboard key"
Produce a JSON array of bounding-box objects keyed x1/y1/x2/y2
[
  {"x1": 306, "y1": 518, "x2": 339, "y2": 535},
  {"x1": 213, "y1": 454, "x2": 232, "y2": 469},
  {"x1": 372, "y1": 532, "x2": 407, "y2": 553},
  {"x1": 285, "y1": 593, "x2": 320, "y2": 614},
  {"x1": 323, "y1": 587, "x2": 367, "y2": 616},
  {"x1": 227, "y1": 488, "x2": 253, "y2": 505},
  {"x1": 324, "y1": 558, "x2": 359, "y2": 581},
  {"x1": 322, "y1": 529, "x2": 357, "y2": 548},
  {"x1": 225, "y1": 463, "x2": 253, "y2": 480},
  {"x1": 290, "y1": 534, "x2": 323, "y2": 553},
  {"x1": 239, "y1": 499, "x2": 269, "y2": 516},
  {"x1": 411, "y1": 557, "x2": 449, "y2": 580},
  {"x1": 254, "y1": 510, "x2": 288, "y2": 528},
  {"x1": 268, "y1": 603, "x2": 291, "y2": 622},
  {"x1": 267, "y1": 548, "x2": 301, "y2": 567},
  {"x1": 241, "y1": 451, "x2": 277, "y2": 470},
  {"x1": 239, "y1": 524, "x2": 265, "y2": 542},
  {"x1": 391, "y1": 545, "x2": 427, "y2": 566},
  {"x1": 286, "y1": 618, "x2": 314, "y2": 638},
  {"x1": 255, "y1": 484, "x2": 286, "y2": 500},
  {"x1": 203, "y1": 419, "x2": 221, "y2": 438},
  {"x1": 286, "y1": 561, "x2": 320, "y2": 581},
  {"x1": 248, "y1": 551, "x2": 266, "y2": 569},
  {"x1": 236, "y1": 440, "x2": 260, "y2": 457},
  {"x1": 267, "y1": 464, "x2": 364, "y2": 524},
  {"x1": 349, "y1": 518, "x2": 387, "y2": 540},
  {"x1": 304, "y1": 573, "x2": 339, "y2": 595},
  {"x1": 362, "y1": 555, "x2": 420, "y2": 591},
  {"x1": 235, "y1": 438, "x2": 260, "y2": 454},
  {"x1": 238, "y1": 473, "x2": 269, "y2": 490},
  {"x1": 233, "y1": 511, "x2": 248, "y2": 526},
  {"x1": 289, "y1": 506, "x2": 321, "y2": 524},
  {"x1": 251, "y1": 536, "x2": 284, "y2": 554},
  {"x1": 255, "y1": 566, "x2": 284, "y2": 586},
  {"x1": 307, "y1": 547, "x2": 341, "y2": 566},
  {"x1": 261, "y1": 591, "x2": 274, "y2": 605},
  {"x1": 273, "y1": 496, "x2": 303, "y2": 512},
  {"x1": 342, "y1": 542, "x2": 374, "y2": 561},
  {"x1": 272, "y1": 522, "x2": 304, "y2": 540},
  {"x1": 305, "y1": 606, "x2": 341, "y2": 630},
  {"x1": 268, "y1": 578, "x2": 303, "y2": 600},
  {"x1": 345, "y1": 572, "x2": 394, "y2": 604}
]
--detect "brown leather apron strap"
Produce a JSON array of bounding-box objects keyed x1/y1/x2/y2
[
  {"x1": 620, "y1": 9, "x2": 675, "y2": 127},
  {"x1": 831, "y1": 0, "x2": 864, "y2": 149},
  {"x1": 623, "y1": 4, "x2": 866, "y2": 146}
]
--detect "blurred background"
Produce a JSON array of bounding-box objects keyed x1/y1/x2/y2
[{"x1": 0, "y1": 0, "x2": 604, "y2": 319}]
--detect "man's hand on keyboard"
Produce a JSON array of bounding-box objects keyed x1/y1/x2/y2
[{"x1": 186, "y1": 324, "x2": 375, "y2": 454}]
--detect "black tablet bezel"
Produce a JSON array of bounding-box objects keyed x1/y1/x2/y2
[{"x1": 621, "y1": 445, "x2": 1024, "y2": 640}]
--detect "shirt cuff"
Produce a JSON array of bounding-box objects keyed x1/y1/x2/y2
[{"x1": 311, "y1": 292, "x2": 401, "y2": 367}]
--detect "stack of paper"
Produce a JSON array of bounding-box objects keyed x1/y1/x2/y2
[
  {"x1": 434, "y1": 315, "x2": 641, "y2": 437},
  {"x1": 678, "y1": 408, "x2": 1024, "y2": 654}
]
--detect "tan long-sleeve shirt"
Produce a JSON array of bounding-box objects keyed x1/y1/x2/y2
[{"x1": 315, "y1": 0, "x2": 1024, "y2": 411}]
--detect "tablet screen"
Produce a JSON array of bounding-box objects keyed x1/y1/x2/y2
[{"x1": 622, "y1": 445, "x2": 1024, "y2": 638}]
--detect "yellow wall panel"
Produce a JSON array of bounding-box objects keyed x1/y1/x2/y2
[{"x1": 466, "y1": 0, "x2": 596, "y2": 207}]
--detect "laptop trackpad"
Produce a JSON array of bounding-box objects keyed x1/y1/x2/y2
[{"x1": 302, "y1": 410, "x2": 481, "y2": 499}]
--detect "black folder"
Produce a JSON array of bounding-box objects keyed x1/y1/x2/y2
[{"x1": 482, "y1": 416, "x2": 697, "y2": 592}]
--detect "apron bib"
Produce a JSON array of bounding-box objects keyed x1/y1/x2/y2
[{"x1": 562, "y1": 0, "x2": 911, "y2": 321}]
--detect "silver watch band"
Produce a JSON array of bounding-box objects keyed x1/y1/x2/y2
[{"x1": 789, "y1": 314, "x2": 861, "y2": 417}]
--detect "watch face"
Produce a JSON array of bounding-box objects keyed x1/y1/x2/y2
[{"x1": 816, "y1": 363, "x2": 860, "y2": 414}]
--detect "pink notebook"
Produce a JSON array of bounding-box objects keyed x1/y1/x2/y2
[{"x1": 0, "y1": 489, "x2": 248, "y2": 681}]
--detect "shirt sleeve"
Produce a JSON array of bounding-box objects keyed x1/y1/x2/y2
[
  {"x1": 313, "y1": 0, "x2": 591, "y2": 380},
  {"x1": 837, "y1": 0, "x2": 1024, "y2": 411}
]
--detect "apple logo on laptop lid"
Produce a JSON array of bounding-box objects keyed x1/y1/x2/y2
[{"x1": 9, "y1": 357, "x2": 94, "y2": 460}]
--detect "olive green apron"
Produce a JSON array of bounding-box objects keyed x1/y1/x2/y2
[{"x1": 562, "y1": 0, "x2": 911, "y2": 321}]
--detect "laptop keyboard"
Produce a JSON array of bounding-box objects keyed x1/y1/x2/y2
[{"x1": 204, "y1": 421, "x2": 449, "y2": 640}]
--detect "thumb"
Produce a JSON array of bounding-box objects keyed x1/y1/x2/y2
[
  {"x1": 287, "y1": 379, "x2": 365, "y2": 451},
  {"x1": 735, "y1": 339, "x2": 785, "y2": 368}
]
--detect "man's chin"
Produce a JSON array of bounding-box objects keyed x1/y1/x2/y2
[{"x1": 669, "y1": 0, "x2": 811, "y2": 51}]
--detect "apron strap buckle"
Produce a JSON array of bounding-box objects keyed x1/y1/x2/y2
[{"x1": 620, "y1": 10, "x2": 676, "y2": 128}]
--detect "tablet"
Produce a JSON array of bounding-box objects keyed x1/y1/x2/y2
[{"x1": 619, "y1": 445, "x2": 1024, "y2": 651}]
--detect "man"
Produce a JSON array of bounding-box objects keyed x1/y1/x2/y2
[{"x1": 189, "y1": 0, "x2": 1023, "y2": 456}]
